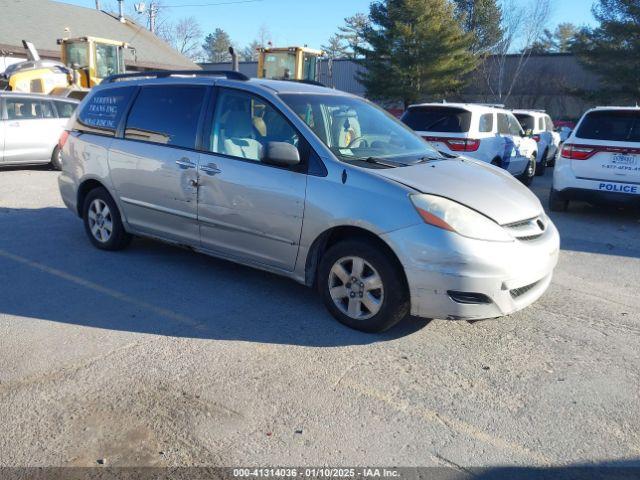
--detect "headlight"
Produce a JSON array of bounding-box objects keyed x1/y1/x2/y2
[{"x1": 410, "y1": 194, "x2": 513, "y2": 242}]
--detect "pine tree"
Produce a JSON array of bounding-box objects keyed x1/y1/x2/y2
[
  {"x1": 357, "y1": 0, "x2": 477, "y2": 108},
  {"x1": 573, "y1": 0, "x2": 640, "y2": 100},
  {"x1": 242, "y1": 40, "x2": 262, "y2": 61},
  {"x1": 338, "y1": 13, "x2": 370, "y2": 58},
  {"x1": 452, "y1": 0, "x2": 503, "y2": 54},
  {"x1": 530, "y1": 23, "x2": 579, "y2": 53},
  {"x1": 202, "y1": 28, "x2": 233, "y2": 63},
  {"x1": 322, "y1": 34, "x2": 348, "y2": 59}
]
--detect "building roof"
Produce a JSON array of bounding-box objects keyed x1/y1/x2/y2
[{"x1": 0, "y1": 0, "x2": 196, "y2": 70}]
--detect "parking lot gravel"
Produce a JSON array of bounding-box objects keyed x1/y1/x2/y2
[{"x1": 0, "y1": 166, "x2": 639, "y2": 469}]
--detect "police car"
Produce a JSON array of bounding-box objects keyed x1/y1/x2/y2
[
  {"x1": 550, "y1": 106, "x2": 640, "y2": 211},
  {"x1": 401, "y1": 103, "x2": 538, "y2": 185}
]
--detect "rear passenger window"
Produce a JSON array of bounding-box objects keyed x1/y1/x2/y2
[
  {"x1": 6, "y1": 98, "x2": 42, "y2": 120},
  {"x1": 479, "y1": 113, "x2": 493, "y2": 133},
  {"x1": 538, "y1": 117, "x2": 544, "y2": 131},
  {"x1": 124, "y1": 85, "x2": 206, "y2": 149},
  {"x1": 41, "y1": 101, "x2": 56, "y2": 118},
  {"x1": 497, "y1": 113, "x2": 510, "y2": 134},
  {"x1": 54, "y1": 101, "x2": 77, "y2": 118},
  {"x1": 76, "y1": 87, "x2": 135, "y2": 136}
]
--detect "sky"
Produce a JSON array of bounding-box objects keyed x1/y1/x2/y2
[{"x1": 60, "y1": 0, "x2": 598, "y2": 51}]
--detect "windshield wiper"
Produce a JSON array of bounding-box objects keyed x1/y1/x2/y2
[
  {"x1": 363, "y1": 156, "x2": 409, "y2": 167},
  {"x1": 417, "y1": 155, "x2": 444, "y2": 163}
]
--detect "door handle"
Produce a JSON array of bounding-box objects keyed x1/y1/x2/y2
[
  {"x1": 200, "y1": 163, "x2": 221, "y2": 176},
  {"x1": 176, "y1": 157, "x2": 196, "y2": 169}
]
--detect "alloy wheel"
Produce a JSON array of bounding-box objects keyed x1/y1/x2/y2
[
  {"x1": 328, "y1": 256, "x2": 384, "y2": 320},
  {"x1": 87, "y1": 199, "x2": 113, "y2": 243}
]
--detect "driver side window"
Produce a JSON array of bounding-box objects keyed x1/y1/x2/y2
[{"x1": 210, "y1": 89, "x2": 298, "y2": 162}]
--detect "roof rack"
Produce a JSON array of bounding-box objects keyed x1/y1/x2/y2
[
  {"x1": 280, "y1": 78, "x2": 327, "y2": 87},
  {"x1": 478, "y1": 103, "x2": 505, "y2": 108},
  {"x1": 103, "y1": 69, "x2": 249, "y2": 83}
]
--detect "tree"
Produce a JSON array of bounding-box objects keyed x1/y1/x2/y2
[
  {"x1": 530, "y1": 23, "x2": 579, "y2": 53},
  {"x1": 476, "y1": 0, "x2": 552, "y2": 103},
  {"x1": 357, "y1": 0, "x2": 477, "y2": 108},
  {"x1": 242, "y1": 41, "x2": 261, "y2": 61},
  {"x1": 202, "y1": 28, "x2": 233, "y2": 63},
  {"x1": 322, "y1": 34, "x2": 348, "y2": 59},
  {"x1": 452, "y1": 0, "x2": 503, "y2": 54},
  {"x1": 241, "y1": 25, "x2": 272, "y2": 62},
  {"x1": 573, "y1": 0, "x2": 640, "y2": 100},
  {"x1": 338, "y1": 13, "x2": 370, "y2": 58},
  {"x1": 157, "y1": 16, "x2": 203, "y2": 60}
]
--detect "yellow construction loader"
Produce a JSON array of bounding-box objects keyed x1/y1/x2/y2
[
  {"x1": 256, "y1": 46, "x2": 324, "y2": 82},
  {"x1": 1, "y1": 37, "x2": 132, "y2": 96}
]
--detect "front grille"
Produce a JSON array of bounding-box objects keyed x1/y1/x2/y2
[
  {"x1": 510, "y1": 280, "x2": 540, "y2": 299},
  {"x1": 503, "y1": 215, "x2": 546, "y2": 241},
  {"x1": 517, "y1": 234, "x2": 543, "y2": 241}
]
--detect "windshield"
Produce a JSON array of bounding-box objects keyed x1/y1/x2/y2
[
  {"x1": 263, "y1": 51, "x2": 296, "y2": 80},
  {"x1": 64, "y1": 42, "x2": 89, "y2": 68},
  {"x1": 401, "y1": 106, "x2": 471, "y2": 133},
  {"x1": 280, "y1": 93, "x2": 440, "y2": 164}
]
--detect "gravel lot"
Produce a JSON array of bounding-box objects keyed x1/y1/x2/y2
[{"x1": 0, "y1": 166, "x2": 639, "y2": 469}]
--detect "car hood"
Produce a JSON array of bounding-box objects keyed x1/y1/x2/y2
[{"x1": 373, "y1": 157, "x2": 542, "y2": 225}]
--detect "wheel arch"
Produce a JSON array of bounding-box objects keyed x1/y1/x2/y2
[
  {"x1": 76, "y1": 178, "x2": 108, "y2": 217},
  {"x1": 304, "y1": 225, "x2": 409, "y2": 291}
]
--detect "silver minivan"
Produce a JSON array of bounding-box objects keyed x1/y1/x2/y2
[
  {"x1": 59, "y1": 72, "x2": 559, "y2": 332},
  {"x1": 0, "y1": 92, "x2": 79, "y2": 169}
]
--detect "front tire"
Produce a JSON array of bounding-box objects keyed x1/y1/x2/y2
[
  {"x1": 318, "y1": 240, "x2": 409, "y2": 333},
  {"x1": 50, "y1": 146, "x2": 62, "y2": 171},
  {"x1": 82, "y1": 187, "x2": 131, "y2": 250},
  {"x1": 518, "y1": 154, "x2": 536, "y2": 186}
]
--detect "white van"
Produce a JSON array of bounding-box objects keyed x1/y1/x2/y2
[
  {"x1": 401, "y1": 103, "x2": 538, "y2": 185},
  {"x1": 0, "y1": 92, "x2": 79, "y2": 169}
]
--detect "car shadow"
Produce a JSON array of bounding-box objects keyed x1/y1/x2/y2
[
  {"x1": 466, "y1": 458, "x2": 640, "y2": 480},
  {"x1": 0, "y1": 206, "x2": 430, "y2": 347}
]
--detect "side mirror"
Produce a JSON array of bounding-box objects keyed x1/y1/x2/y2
[{"x1": 264, "y1": 141, "x2": 300, "y2": 167}]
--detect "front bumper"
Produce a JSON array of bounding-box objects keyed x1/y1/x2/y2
[{"x1": 382, "y1": 221, "x2": 560, "y2": 320}]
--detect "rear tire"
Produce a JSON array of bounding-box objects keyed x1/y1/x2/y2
[
  {"x1": 549, "y1": 188, "x2": 569, "y2": 212},
  {"x1": 535, "y1": 149, "x2": 547, "y2": 176},
  {"x1": 318, "y1": 240, "x2": 409, "y2": 333},
  {"x1": 518, "y1": 154, "x2": 536, "y2": 186},
  {"x1": 82, "y1": 187, "x2": 132, "y2": 251},
  {"x1": 50, "y1": 146, "x2": 62, "y2": 171}
]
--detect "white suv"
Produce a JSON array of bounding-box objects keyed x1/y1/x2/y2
[
  {"x1": 401, "y1": 103, "x2": 538, "y2": 185},
  {"x1": 550, "y1": 107, "x2": 640, "y2": 211},
  {"x1": 513, "y1": 109, "x2": 561, "y2": 176}
]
